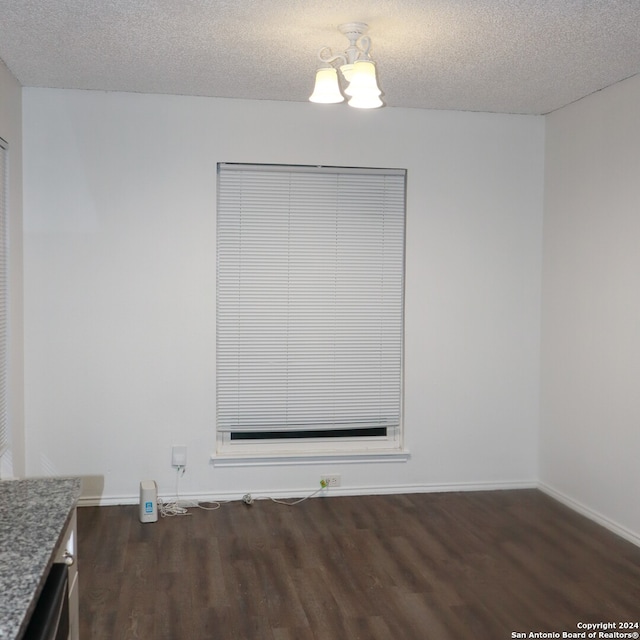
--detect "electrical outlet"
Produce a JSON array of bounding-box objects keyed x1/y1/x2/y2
[
  {"x1": 320, "y1": 474, "x2": 341, "y2": 488},
  {"x1": 172, "y1": 445, "x2": 187, "y2": 467}
]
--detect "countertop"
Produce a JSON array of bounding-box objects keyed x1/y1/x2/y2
[{"x1": 0, "y1": 476, "x2": 81, "y2": 640}]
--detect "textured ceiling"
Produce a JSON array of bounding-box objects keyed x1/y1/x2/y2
[{"x1": 1, "y1": 0, "x2": 639, "y2": 114}]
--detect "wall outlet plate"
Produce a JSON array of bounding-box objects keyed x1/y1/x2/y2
[
  {"x1": 172, "y1": 445, "x2": 187, "y2": 467},
  {"x1": 320, "y1": 474, "x2": 341, "y2": 487}
]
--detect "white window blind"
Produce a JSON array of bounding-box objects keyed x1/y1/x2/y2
[
  {"x1": 216, "y1": 163, "x2": 405, "y2": 437},
  {"x1": 0, "y1": 139, "x2": 8, "y2": 456}
]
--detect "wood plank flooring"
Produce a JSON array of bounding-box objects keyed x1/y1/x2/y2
[{"x1": 77, "y1": 490, "x2": 640, "y2": 639}]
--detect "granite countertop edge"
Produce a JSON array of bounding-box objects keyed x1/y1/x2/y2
[{"x1": 0, "y1": 476, "x2": 82, "y2": 640}]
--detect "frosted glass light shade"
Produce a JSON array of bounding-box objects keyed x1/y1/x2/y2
[
  {"x1": 339, "y1": 63, "x2": 355, "y2": 82},
  {"x1": 344, "y1": 60, "x2": 381, "y2": 97},
  {"x1": 309, "y1": 68, "x2": 344, "y2": 104},
  {"x1": 348, "y1": 92, "x2": 384, "y2": 109}
]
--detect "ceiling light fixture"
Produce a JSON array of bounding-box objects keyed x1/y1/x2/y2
[{"x1": 309, "y1": 22, "x2": 383, "y2": 109}]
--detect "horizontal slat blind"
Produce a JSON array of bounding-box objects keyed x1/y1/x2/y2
[
  {"x1": 216, "y1": 163, "x2": 405, "y2": 434},
  {"x1": 0, "y1": 140, "x2": 7, "y2": 456}
]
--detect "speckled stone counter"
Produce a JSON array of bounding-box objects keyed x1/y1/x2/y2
[{"x1": 0, "y1": 476, "x2": 81, "y2": 640}]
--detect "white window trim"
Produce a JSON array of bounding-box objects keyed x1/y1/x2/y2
[
  {"x1": 215, "y1": 162, "x2": 407, "y2": 461},
  {"x1": 213, "y1": 424, "x2": 408, "y2": 465},
  {"x1": 212, "y1": 435, "x2": 409, "y2": 467}
]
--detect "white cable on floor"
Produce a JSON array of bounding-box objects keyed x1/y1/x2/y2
[
  {"x1": 158, "y1": 466, "x2": 224, "y2": 517},
  {"x1": 157, "y1": 467, "x2": 327, "y2": 516},
  {"x1": 270, "y1": 486, "x2": 324, "y2": 506},
  {"x1": 158, "y1": 466, "x2": 190, "y2": 517}
]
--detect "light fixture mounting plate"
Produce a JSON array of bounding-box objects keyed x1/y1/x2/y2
[{"x1": 338, "y1": 22, "x2": 369, "y2": 41}]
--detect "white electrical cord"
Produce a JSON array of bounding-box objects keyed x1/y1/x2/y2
[
  {"x1": 157, "y1": 467, "x2": 326, "y2": 516},
  {"x1": 269, "y1": 485, "x2": 325, "y2": 506},
  {"x1": 241, "y1": 482, "x2": 330, "y2": 508},
  {"x1": 158, "y1": 466, "x2": 190, "y2": 517},
  {"x1": 158, "y1": 466, "x2": 225, "y2": 517}
]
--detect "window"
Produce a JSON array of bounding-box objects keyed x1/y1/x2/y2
[
  {"x1": 0, "y1": 138, "x2": 8, "y2": 460},
  {"x1": 216, "y1": 163, "x2": 406, "y2": 460}
]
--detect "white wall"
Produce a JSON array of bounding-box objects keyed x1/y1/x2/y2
[
  {"x1": 0, "y1": 60, "x2": 24, "y2": 479},
  {"x1": 23, "y1": 88, "x2": 544, "y2": 503},
  {"x1": 541, "y1": 74, "x2": 640, "y2": 541}
]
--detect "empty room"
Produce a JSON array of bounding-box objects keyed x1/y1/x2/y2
[{"x1": 1, "y1": 2, "x2": 639, "y2": 639}]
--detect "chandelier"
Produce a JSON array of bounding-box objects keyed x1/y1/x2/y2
[{"x1": 309, "y1": 22, "x2": 383, "y2": 109}]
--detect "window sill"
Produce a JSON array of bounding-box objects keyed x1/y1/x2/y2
[{"x1": 210, "y1": 450, "x2": 411, "y2": 467}]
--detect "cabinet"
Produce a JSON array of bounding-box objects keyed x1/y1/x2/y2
[
  {"x1": 54, "y1": 509, "x2": 79, "y2": 640},
  {"x1": 0, "y1": 476, "x2": 81, "y2": 640}
]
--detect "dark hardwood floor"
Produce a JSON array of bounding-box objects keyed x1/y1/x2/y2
[{"x1": 78, "y1": 490, "x2": 640, "y2": 639}]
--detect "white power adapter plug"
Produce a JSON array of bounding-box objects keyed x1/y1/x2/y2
[{"x1": 171, "y1": 445, "x2": 187, "y2": 467}]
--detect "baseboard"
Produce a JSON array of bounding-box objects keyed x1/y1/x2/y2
[
  {"x1": 538, "y1": 482, "x2": 640, "y2": 548},
  {"x1": 78, "y1": 481, "x2": 640, "y2": 549},
  {"x1": 77, "y1": 479, "x2": 537, "y2": 507}
]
